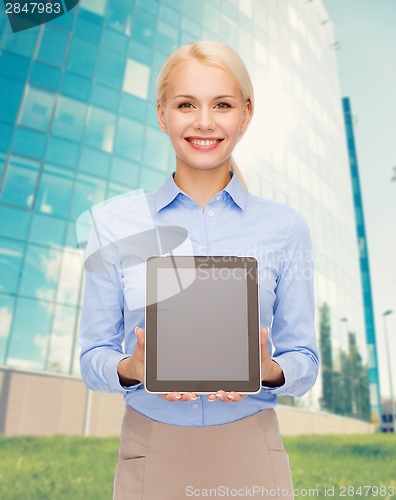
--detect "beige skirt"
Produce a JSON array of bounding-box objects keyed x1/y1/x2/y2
[{"x1": 113, "y1": 405, "x2": 294, "y2": 500}]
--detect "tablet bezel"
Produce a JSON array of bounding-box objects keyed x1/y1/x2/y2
[{"x1": 144, "y1": 255, "x2": 261, "y2": 394}]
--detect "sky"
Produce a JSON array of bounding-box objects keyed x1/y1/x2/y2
[{"x1": 323, "y1": 0, "x2": 396, "y2": 400}]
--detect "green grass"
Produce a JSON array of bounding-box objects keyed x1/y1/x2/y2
[{"x1": 0, "y1": 434, "x2": 395, "y2": 499}]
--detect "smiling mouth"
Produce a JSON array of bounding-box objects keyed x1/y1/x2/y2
[{"x1": 185, "y1": 137, "x2": 224, "y2": 149}]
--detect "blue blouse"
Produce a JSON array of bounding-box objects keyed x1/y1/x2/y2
[{"x1": 79, "y1": 171, "x2": 319, "y2": 426}]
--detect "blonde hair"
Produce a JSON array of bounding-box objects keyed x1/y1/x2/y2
[{"x1": 156, "y1": 41, "x2": 254, "y2": 191}]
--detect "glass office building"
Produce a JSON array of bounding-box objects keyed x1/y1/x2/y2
[{"x1": 0, "y1": 0, "x2": 372, "y2": 420}]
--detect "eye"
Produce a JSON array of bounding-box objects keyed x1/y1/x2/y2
[
  {"x1": 215, "y1": 102, "x2": 232, "y2": 109},
  {"x1": 178, "y1": 102, "x2": 194, "y2": 109}
]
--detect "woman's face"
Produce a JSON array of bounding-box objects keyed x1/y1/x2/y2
[{"x1": 157, "y1": 60, "x2": 251, "y2": 174}]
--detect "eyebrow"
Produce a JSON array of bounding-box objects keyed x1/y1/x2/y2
[{"x1": 173, "y1": 94, "x2": 237, "y2": 100}]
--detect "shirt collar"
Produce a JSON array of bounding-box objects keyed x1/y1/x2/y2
[{"x1": 154, "y1": 171, "x2": 247, "y2": 212}]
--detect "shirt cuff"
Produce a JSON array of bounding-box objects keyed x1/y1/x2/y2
[
  {"x1": 104, "y1": 352, "x2": 143, "y2": 394},
  {"x1": 261, "y1": 355, "x2": 295, "y2": 397}
]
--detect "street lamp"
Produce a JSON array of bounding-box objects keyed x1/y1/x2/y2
[{"x1": 383, "y1": 310, "x2": 395, "y2": 432}]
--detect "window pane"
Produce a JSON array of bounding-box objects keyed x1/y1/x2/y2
[
  {"x1": 80, "y1": 0, "x2": 106, "y2": 16},
  {"x1": 78, "y1": 146, "x2": 111, "y2": 178},
  {"x1": 143, "y1": 127, "x2": 169, "y2": 170},
  {"x1": 36, "y1": 165, "x2": 74, "y2": 217},
  {"x1": 66, "y1": 37, "x2": 97, "y2": 78},
  {"x1": 0, "y1": 238, "x2": 24, "y2": 294},
  {"x1": 0, "y1": 156, "x2": 40, "y2": 208},
  {"x1": 52, "y1": 96, "x2": 87, "y2": 142},
  {"x1": 11, "y1": 127, "x2": 47, "y2": 160},
  {"x1": 128, "y1": 40, "x2": 153, "y2": 65},
  {"x1": 2, "y1": 29, "x2": 38, "y2": 58},
  {"x1": 0, "y1": 123, "x2": 12, "y2": 152},
  {"x1": 123, "y1": 59, "x2": 150, "y2": 99},
  {"x1": 56, "y1": 249, "x2": 83, "y2": 306},
  {"x1": 131, "y1": 9, "x2": 156, "y2": 46},
  {"x1": 0, "y1": 51, "x2": 30, "y2": 81},
  {"x1": 0, "y1": 205, "x2": 31, "y2": 240},
  {"x1": 6, "y1": 297, "x2": 54, "y2": 371},
  {"x1": 69, "y1": 173, "x2": 106, "y2": 221},
  {"x1": 60, "y1": 72, "x2": 91, "y2": 101},
  {"x1": 84, "y1": 106, "x2": 115, "y2": 152},
  {"x1": 19, "y1": 245, "x2": 62, "y2": 301},
  {"x1": 114, "y1": 117, "x2": 144, "y2": 161},
  {"x1": 29, "y1": 62, "x2": 61, "y2": 90},
  {"x1": 119, "y1": 93, "x2": 147, "y2": 120},
  {"x1": 91, "y1": 83, "x2": 120, "y2": 112},
  {"x1": 19, "y1": 86, "x2": 55, "y2": 132},
  {"x1": 46, "y1": 303, "x2": 77, "y2": 373},
  {"x1": 110, "y1": 157, "x2": 140, "y2": 187},
  {"x1": 46, "y1": 137, "x2": 79, "y2": 169},
  {"x1": 0, "y1": 294, "x2": 15, "y2": 361},
  {"x1": 107, "y1": 0, "x2": 134, "y2": 34},
  {"x1": 37, "y1": 27, "x2": 69, "y2": 66},
  {"x1": 29, "y1": 213, "x2": 66, "y2": 247},
  {"x1": 101, "y1": 29, "x2": 128, "y2": 55},
  {"x1": 0, "y1": 76, "x2": 24, "y2": 125},
  {"x1": 74, "y1": 10, "x2": 103, "y2": 44},
  {"x1": 95, "y1": 47, "x2": 125, "y2": 88}
]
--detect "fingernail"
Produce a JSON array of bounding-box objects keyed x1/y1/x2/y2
[
  {"x1": 227, "y1": 393, "x2": 235, "y2": 400},
  {"x1": 174, "y1": 394, "x2": 182, "y2": 399},
  {"x1": 190, "y1": 396, "x2": 199, "y2": 400},
  {"x1": 135, "y1": 327, "x2": 139, "y2": 333},
  {"x1": 216, "y1": 393, "x2": 223, "y2": 399},
  {"x1": 208, "y1": 398, "x2": 215, "y2": 402}
]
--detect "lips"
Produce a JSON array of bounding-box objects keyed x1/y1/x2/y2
[{"x1": 185, "y1": 137, "x2": 224, "y2": 150}]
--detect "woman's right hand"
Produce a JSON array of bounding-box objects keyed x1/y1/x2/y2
[{"x1": 117, "y1": 327, "x2": 199, "y2": 402}]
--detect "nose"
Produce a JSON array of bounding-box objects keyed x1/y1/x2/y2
[{"x1": 194, "y1": 107, "x2": 215, "y2": 131}]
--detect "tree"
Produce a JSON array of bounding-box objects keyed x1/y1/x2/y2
[{"x1": 319, "y1": 302, "x2": 334, "y2": 412}]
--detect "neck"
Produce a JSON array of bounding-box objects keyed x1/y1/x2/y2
[{"x1": 174, "y1": 164, "x2": 232, "y2": 210}]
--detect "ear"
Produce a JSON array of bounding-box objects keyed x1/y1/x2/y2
[
  {"x1": 240, "y1": 99, "x2": 252, "y2": 134},
  {"x1": 157, "y1": 101, "x2": 168, "y2": 134}
]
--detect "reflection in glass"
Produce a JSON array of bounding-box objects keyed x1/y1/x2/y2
[
  {"x1": 84, "y1": 106, "x2": 115, "y2": 153},
  {"x1": 11, "y1": 127, "x2": 46, "y2": 160},
  {"x1": 0, "y1": 238, "x2": 24, "y2": 294},
  {"x1": 0, "y1": 294, "x2": 14, "y2": 362},
  {"x1": 96, "y1": 47, "x2": 126, "y2": 88},
  {"x1": 6, "y1": 297, "x2": 54, "y2": 371},
  {"x1": 36, "y1": 165, "x2": 74, "y2": 217},
  {"x1": 46, "y1": 303, "x2": 76, "y2": 373},
  {"x1": 69, "y1": 173, "x2": 106, "y2": 221},
  {"x1": 123, "y1": 59, "x2": 150, "y2": 99},
  {"x1": 20, "y1": 86, "x2": 55, "y2": 132},
  {"x1": 114, "y1": 117, "x2": 144, "y2": 161},
  {"x1": 29, "y1": 213, "x2": 66, "y2": 247},
  {"x1": 46, "y1": 137, "x2": 79, "y2": 169},
  {"x1": 38, "y1": 27, "x2": 69, "y2": 66},
  {"x1": 143, "y1": 127, "x2": 170, "y2": 171},
  {"x1": 66, "y1": 37, "x2": 98, "y2": 78},
  {"x1": 52, "y1": 96, "x2": 87, "y2": 142},
  {"x1": 0, "y1": 205, "x2": 31, "y2": 241},
  {"x1": 0, "y1": 156, "x2": 40, "y2": 208},
  {"x1": 0, "y1": 76, "x2": 24, "y2": 124},
  {"x1": 56, "y1": 249, "x2": 83, "y2": 306},
  {"x1": 19, "y1": 245, "x2": 62, "y2": 302}
]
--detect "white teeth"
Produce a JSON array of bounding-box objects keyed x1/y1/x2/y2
[{"x1": 190, "y1": 139, "x2": 219, "y2": 146}]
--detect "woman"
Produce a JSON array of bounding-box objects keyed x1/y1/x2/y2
[{"x1": 79, "y1": 41, "x2": 319, "y2": 500}]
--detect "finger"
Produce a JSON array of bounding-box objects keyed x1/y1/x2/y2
[
  {"x1": 180, "y1": 392, "x2": 199, "y2": 402},
  {"x1": 159, "y1": 392, "x2": 183, "y2": 402},
  {"x1": 214, "y1": 390, "x2": 228, "y2": 402},
  {"x1": 226, "y1": 391, "x2": 247, "y2": 402},
  {"x1": 135, "y1": 327, "x2": 145, "y2": 348}
]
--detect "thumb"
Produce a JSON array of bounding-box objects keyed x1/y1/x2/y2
[
  {"x1": 260, "y1": 327, "x2": 270, "y2": 348},
  {"x1": 135, "y1": 327, "x2": 145, "y2": 348}
]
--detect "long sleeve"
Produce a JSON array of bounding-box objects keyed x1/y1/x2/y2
[
  {"x1": 79, "y1": 207, "x2": 142, "y2": 394},
  {"x1": 262, "y1": 209, "x2": 319, "y2": 397}
]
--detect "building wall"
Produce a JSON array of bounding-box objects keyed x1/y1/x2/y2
[
  {"x1": 0, "y1": 367, "x2": 374, "y2": 436},
  {"x1": 0, "y1": 0, "x2": 371, "y2": 421}
]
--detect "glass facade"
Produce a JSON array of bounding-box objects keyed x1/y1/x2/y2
[{"x1": 0, "y1": 0, "x2": 371, "y2": 420}]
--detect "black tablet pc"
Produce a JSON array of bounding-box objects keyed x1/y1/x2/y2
[{"x1": 145, "y1": 255, "x2": 261, "y2": 394}]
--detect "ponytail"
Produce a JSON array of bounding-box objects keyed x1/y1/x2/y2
[{"x1": 230, "y1": 157, "x2": 249, "y2": 192}]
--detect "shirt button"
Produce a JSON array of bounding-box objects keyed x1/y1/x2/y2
[
  {"x1": 192, "y1": 403, "x2": 198, "y2": 409},
  {"x1": 198, "y1": 245, "x2": 206, "y2": 253},
  {"x1": 216, "y1": 196, "x2": 221, "y2": 201},
  {"x1": 208, "y1": 211, "x2": 214, "y2": 217}
]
